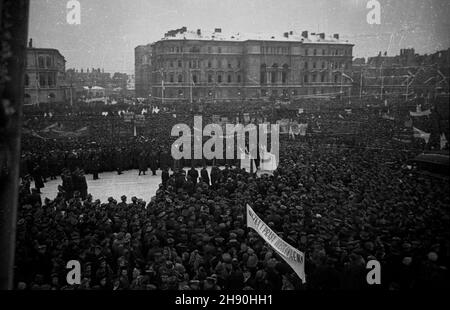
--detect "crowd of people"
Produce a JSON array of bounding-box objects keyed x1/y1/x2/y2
[{"x1": 13, "y1": 98, "x2": 449, "y2": 290}]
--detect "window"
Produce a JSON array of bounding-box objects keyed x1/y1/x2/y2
[
  {"x1": 322, "y1": 62, "x2": 325, "y2": 69},
  {"x1": 237, "y1": 75, "x2": 241, "y2": 83},
  {"x1": 170, "y1": 61, "x2": 174, "y2": 67},
  {"x1": 208, "y1": 46, "x2": 212, "y2": 53},
  {"x1": 304, "y1": 62, "x2": 308, "y2": 69},
  {"x1": 38, "y1": 56, "x2": 45, "y2": 68},
  {"x1": 48, "y1": 73, "x2": 54, "y2": 86},
  {"x1": 178, "y1": 60, "x2": 182, "y2": 68},
  {"x1": 322, "y1": 49, "x2": 326, "y2": 55},
  {"x1": 193, "y1": 75, "x2": 197, "y2": 84},
  {"x1": 178, "y1": 74, "x2": 183, "y2": 83},
  {"x1": 39, "y1": 73, "x2": 46, "y2": 87},
  {"x1": 208, "y1": 74, "x2": 213, "y2": 83},
  {"x1": 178, "y1": 89, "x2": 183, "y2": 96},
  {"x1": 176, "y1": 47, "x2": 180, "y2": 53},
  {"x1": 305, "y1": 49, "x2": 308, "y2": 56},
  {"x1": 228, "y1": 62, "x2": 232, "y2": 69},
  {"x1": 227, "y1": 74, "x2": 232, "y2": 83},
  {"x1": 271, "y1": 72, "x2": 276, "y2": 84},
  {"x1": 25, "y1": 74, "x2": 29, "y2": 86},
  {"x1": 321, "y1": 74, "x2": 325, "y2": 83},
  {"x1": 218, "y1": 60, "x2": 222, "y2": 68},
  {"x1": 313, "y1": 62, "x2": 316, "y2": 69},
  {"x1": 218, "y1": 47, "x2": 222, "y2": 53},
  {"x1": 208, "y1": 61, "x2": 212, "y2": 68},
  {"x1": 237, "y1": 60, "x2": 241, "y2": 68},
  {"x1": 46, "y1": 56, "x2": 52, "y2": 67},
  {"x1": 170, "y1": 74, "x2": 174, "y2": 83},
  {"x1": 218, "y1": 75, "x2": 222, "y2": 83},
  {"x1": 313, "y1": 74, "x2": 317, "y2": 82},
  {"x1": 334, "y1": 75, "x2": 339, "y2": 83},
  {"x1": 304, "y1": 75, "x2": 308, "y2": 83},
  {"x1": 282, "y1": 71, "x2": 287, "y2": 84},
  {"x1": 313, "y1": 49, "x2": 317, "y2": 56}
]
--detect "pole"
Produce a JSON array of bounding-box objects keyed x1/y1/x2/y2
[
  {"x1": 380, "y1": 64, "x2": 384, "y2": 100},
  {"x1": 0, "y1": 0, "x2": 30, "y2": 290},
  {"x1": 190, "y1": 69, "x2": 193, "y2": 104},
  {"x1": 359, "y1": 68, "x2": 363, "y2": 100},
  {"x1": 406, "y1": 77, "x2": 409, "y2": 102}
]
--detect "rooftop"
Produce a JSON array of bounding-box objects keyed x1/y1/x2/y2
[{"x1": 159, "y1": 28, "x2": 352, "y2": 45}]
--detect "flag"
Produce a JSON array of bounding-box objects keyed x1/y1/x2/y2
[
  {"x1": 341, "y1": 73, "x2": 354, "y2": 82},
  {"x1": 404, "y1": 118, "x2": 413, "y2": 128},
  {"x1": 259, "y1": 145, "x2": 278, "y2": 172},
  {"x1": 298, "y1": 123, "x2": 308, "y2": 136},
  {"x1": 289, "y1": 126, "x2": 295, "y2": 140},
  {"x1": 246, "y1": 204, "x2": 306, "y2": 283},
  {"x1": 410, "y1": 110, "x2": 431, "y2": 117},
  {"x1": 441, "y1": 133, "x2": 448, "y2": 150},
  {"x1": 413, "y1": 127, "x2": 430, "y2": 144}
]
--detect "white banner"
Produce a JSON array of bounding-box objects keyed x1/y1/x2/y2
[
  {"x1": 410, "y1": 110, "x2": 431, "y2": 117},
  {"x1": 246, "y1": 204, "x2": 306, "y2": 283}
]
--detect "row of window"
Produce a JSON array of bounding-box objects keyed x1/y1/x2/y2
[
  {"x1": 38, "y1": 55, "x2": 54, "y2": 68},
  {"x1": 166, "y1": 59, "x2": 242, "y2": 69},
  {"x1": 165, "y1": 73, "x2": 243, "y2": 84},
  {"x1": 25, "y1": 73, "x2": 57, "y2": 87},
  {"x1": 261, "y1": 47, "x2": 350, "y2": 56},
  {"x1": 167, "y1": 46, "x2": 229, "y2": 54},
  {"x1": 304, "y1": 61, "x2": 350, "y2": 70}
]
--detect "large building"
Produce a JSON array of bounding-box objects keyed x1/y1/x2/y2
[
  {"x1": 135, "y1": 44, "x2": 152, "y2": 98},
  {"x1": 24, "y1": 40, "x2": 68, "y2": 105},
  {"x1": 135, "y1": 27, "x2": 354, "y2": 102},
  {"x1": 352, "y1": 48, "x2": 450, "y2": 100}
]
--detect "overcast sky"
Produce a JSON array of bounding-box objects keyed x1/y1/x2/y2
[{"x1": 29, "y1": 0, "x2": 450, "y2": 74}]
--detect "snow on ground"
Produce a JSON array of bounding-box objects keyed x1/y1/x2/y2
[{"x1": 35, "y1": 167, "x2": 273, "y2": 203}]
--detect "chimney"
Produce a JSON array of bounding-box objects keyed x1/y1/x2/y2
[
  {"x1": 284, "y1": 32, "x2": 289, "y2": 38},
  {"x1": 301, "y1": 31, "x2": 308, "y2": 38},
  {"x1": 319, "y1": 33, "x2": 325, "y2": 39},
  {"x1": 333, "y1": 33, "x2": 339, "y2": 40},
  {"x1": 214, "y1": 28, "x2": 222, "y2": 33},
  {"x1": 197, "y1": 29, "x2": 201, "y2": 35},
  {"x1": 28, "y1": 38, "x2": 33, "y2": 48}
]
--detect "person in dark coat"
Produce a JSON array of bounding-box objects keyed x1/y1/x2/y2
[
  {"x1": 200, "y1": 166, "x2": 210, "y2": 186},
  {"x1": 188, "y1": 166, "x2": 199, "y2": 185},
  {"x1": 161, "y1": 167, "x2": 169, "y2": 187},
  {"x1": 149, "y1": 150, "x2": 158, "y2": 176},
  {"x1": 138, "y1": 151, "x2": 147, "y2": 176},
  {"x1": 31, "y1": 165, "x2": 44, "y2": 193},
  {"x1": 210, "y1": 165, "x2": 221, "y2": 189},
  {"x1": 114, "y1": 149, "x2": 124, "y2": 175}
]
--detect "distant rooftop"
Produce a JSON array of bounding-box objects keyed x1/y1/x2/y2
[{"x1": 159, "y1": 28, "x2": 352, "y2": 45}]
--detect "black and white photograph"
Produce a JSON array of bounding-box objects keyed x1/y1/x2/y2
[{"x1": 0, "y1": 0, "x2": 449, "y2": 302}]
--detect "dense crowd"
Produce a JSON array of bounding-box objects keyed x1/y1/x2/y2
[{"x1": 13, "y1": 99, "x2": 449, "y2": 290}]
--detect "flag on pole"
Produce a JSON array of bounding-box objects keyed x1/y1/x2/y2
[
  {"x1": 246, "y1": 204, "x2": 306, "y2": 283},
  {"x1": 413, "y1": 127, "x2": 430, "y2": 144},
  {"x1": 341, "y1": 73, "x2": 354, "y2": 82},
  {"x1": 441, "y1": 133, "x2": 448, "y2": 150}
]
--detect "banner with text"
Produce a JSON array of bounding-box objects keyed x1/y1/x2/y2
[{"x1": 246, "y1": 204, "x2": 306, "y2": 283}]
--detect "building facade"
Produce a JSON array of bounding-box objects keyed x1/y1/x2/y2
[
  {"x1": 352, "y1": 48, "x2": 450, "y2": 100},
  {"x1": 25, "y1": 42, "x2": 68, "y2": 105},
  {"x1": 135, "y1": 27, "x2": 354, "y2": 102},
  {"x1": 135, "y1": 44, "x2": 153, "y2": 98}
]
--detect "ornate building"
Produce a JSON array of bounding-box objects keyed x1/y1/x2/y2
[
  {"x1": 24, "y1": 40, "x2": 68, "y2": 105},
  {"x1": 135, "y1": 27, "x2": 354, "y2": 102}
]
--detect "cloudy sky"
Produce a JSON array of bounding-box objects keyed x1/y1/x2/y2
[{"x1": 29, "y1": 0, "x2": 450, "y2": 74}]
